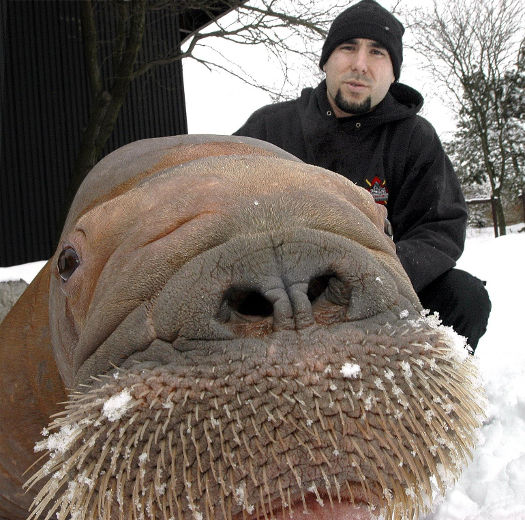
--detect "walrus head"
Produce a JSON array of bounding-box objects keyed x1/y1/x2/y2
[{"x1": 25, "y1": 136, "x2": 485, "y2": 520}]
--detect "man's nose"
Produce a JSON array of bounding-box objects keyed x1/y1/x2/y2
[{"x1": 350, "y1": 48, "x2": 368, "y2": 74}]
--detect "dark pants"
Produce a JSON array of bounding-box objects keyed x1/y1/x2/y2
[{"x1": 417, "y1": 269, "x2": 491, "y2": 353}]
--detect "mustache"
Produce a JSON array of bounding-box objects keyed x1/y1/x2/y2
[{"x1": 343, "y1": 75, "x2": 370, "y2": 85}]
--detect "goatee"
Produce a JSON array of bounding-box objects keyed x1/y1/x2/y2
[{"x1": 335, "y1": 90, "x2": 372, "y2": 116}]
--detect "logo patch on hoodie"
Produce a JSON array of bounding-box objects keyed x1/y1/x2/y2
[{"x1": 365, "y1": 176, "x2": 388, "y2": 205}]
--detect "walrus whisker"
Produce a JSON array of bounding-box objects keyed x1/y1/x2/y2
[
  {"x1": 319, "y1": 467, "x2": 333, "y2": 508},
  {"x1": 403, "y1": 407, "x2": 444, "y2": 489},
  {"x1": 295, "y1": 432, "x2": 317, "y2": 462},
  {"x1": 195, "y1": 442, "x2": 205, "y2": 497},
  {"x1": 347, "y1": 427, "x2": 367, "y2": 462},
  {"x1": 351, "y1": 452, "x2": 375, "y2": 506},
  {"x1": 315, "y1": 398, "x2": 327, "y2": 430},
  {"x1": 432, "y1": 363, "x2": 478, "y2": 397},
  {"x1": 369, "y1": 424, "x2": 407, "y2": 488},
  {"x1": 22, "y1": 452, "x2": 49, "y2": 477},
  {"x1": 344, "y1": 478, "x2": 356, "y2": 504},
  {"x1": 216, "y1": 465, "x2": 228, "y2": 520},
  {"x1": 261, "y1": 466, "x2": 274, "y2": 519},
  {"x1": 256, "y1": 486, "x2": 267, "y2": 520},
  {"x1": 386, "y1": 415, "x2": 432, "y2": 498},
  {"x1": 45, "y1": 493, "x2": 66, "y2": 520},
  {"x1": 412, "y1": 369, "x2": 457, "y2": 426},
  {"x1": 425, "y1": 371, "x2": 484, "y2": 431},
  {"x1": 394, "y1": 471, "x2": 414, "y2": 515},
  {"x1": 148, "y1": 396, "x2": 160, "y2": 410},
  {"x1": 368, "y1": 441, "x2": 391, "y2": 493},
  {"x1": 412, "y1": 410, "x2": 453, "y2": 471}
]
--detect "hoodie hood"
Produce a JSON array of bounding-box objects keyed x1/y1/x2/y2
[{"x1": 388, "y1": 82, "x2": 424, "y2": 116}]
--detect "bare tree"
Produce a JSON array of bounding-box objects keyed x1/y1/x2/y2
[
  {"x1": 68, "y1": 0, "x2": 347, "y2": 207},
  {"x1": 404, "y1": 0, "x2": 525, "y2": 236}
]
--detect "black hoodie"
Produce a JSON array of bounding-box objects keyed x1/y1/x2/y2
[{"x1": 234, "y1": 80, "x2": 467, "y2": 293}]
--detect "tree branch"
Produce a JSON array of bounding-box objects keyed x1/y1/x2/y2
[{"x1": 80, "y1": 0, "x2": 103, "y2": 97}]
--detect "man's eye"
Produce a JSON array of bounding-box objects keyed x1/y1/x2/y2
[{"x1": 57, "y1": 247, "x2": 80, "y2": 281}]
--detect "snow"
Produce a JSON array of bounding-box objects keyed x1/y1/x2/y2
[
  {"x1": 33, "y1": 423, "x2": 81, "y2": 457},
  {"x1": 0, "y1": 259, "x2": 46, "y2": 283},
  {"x1": 341, "y1": 362, "x2": 362, "y2": 379},
  {"x1": 423, "y1": 225, "x2": 525, "y2": 520},
  {"x1": 412, "y1": 311, "x2": 472, "y2": 362},
  {"x1": 102, "y1": 389, "x2": 133, "y2": 422},
  {"x1": 2, "y1": 225, "x2": 525, "y2": 518}
]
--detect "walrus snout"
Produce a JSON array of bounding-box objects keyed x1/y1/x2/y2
[{"x1": 136, "y1": 227, "x2": 410, "y2": 364}]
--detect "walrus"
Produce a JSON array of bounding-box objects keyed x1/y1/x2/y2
[{"x1": 0, "y1": 135, "x2": 485, "y2": 520}]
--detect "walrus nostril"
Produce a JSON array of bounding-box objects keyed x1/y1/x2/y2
[
  {"x1": 308, "y1": 272, "x2": 352, "y2": 308},
  {"x1": 307, "y1": 273, "x2": 334, "y2": 302},
  {"x1": 225, "y1": 287, "x2": 274, "y2": 317}
]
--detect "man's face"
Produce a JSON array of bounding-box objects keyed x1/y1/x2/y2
[{"x1": 323, "y1": 38, "x2": 395, "y2": 117}]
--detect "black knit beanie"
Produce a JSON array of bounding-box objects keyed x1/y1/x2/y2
[{"x1": 319, "y1": 0, "x2": 405, "y2": 80}]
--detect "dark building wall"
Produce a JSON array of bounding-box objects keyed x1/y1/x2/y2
[{"x1": 1, "y1": 1, "x2": 188, "y2": 266}]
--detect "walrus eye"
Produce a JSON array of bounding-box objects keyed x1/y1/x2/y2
[
  {"x1": 384, "y1": 218, "x2": 393, "y2": 238},
  {"x1": 57, "y1": 247, "x2": 80, "y2": 281}
]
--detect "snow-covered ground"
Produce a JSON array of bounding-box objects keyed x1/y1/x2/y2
[
  {"x1": 1, "y1": 225, "x2": 524, "y2": 519},
  {"x1": 422, "y1": 225, "x2": 525, "y2": 520},
  {"x1": 0, "y1": 260, "x2": 47, "y2": 284}
]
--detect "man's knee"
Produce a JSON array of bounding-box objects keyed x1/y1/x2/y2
[{"x1": 417, "y1": 269, "x2": 491, "y2": 352}]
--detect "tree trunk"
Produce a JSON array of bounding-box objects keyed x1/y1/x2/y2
[
  {"x1": 493, "y1": 192, "x2": 507, "y2": 236},
  {"x1": 490, "y1": 197, "x2": 499, "y2": 237},
  {"x1": 59, "y1": 0, "x2": 146, "y2": 233}
]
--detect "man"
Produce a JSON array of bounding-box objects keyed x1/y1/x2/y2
[{"x1": 234, "y1": 0, "x2": 491, "y2": 351}]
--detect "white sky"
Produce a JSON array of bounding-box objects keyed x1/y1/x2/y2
[{"x1": 183, "y1": 0, "x2": 457, "y2": 140}]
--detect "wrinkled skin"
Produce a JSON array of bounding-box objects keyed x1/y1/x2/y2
[{"x1": 0, "y1": 136, "x2": 485, "y2": 520}]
